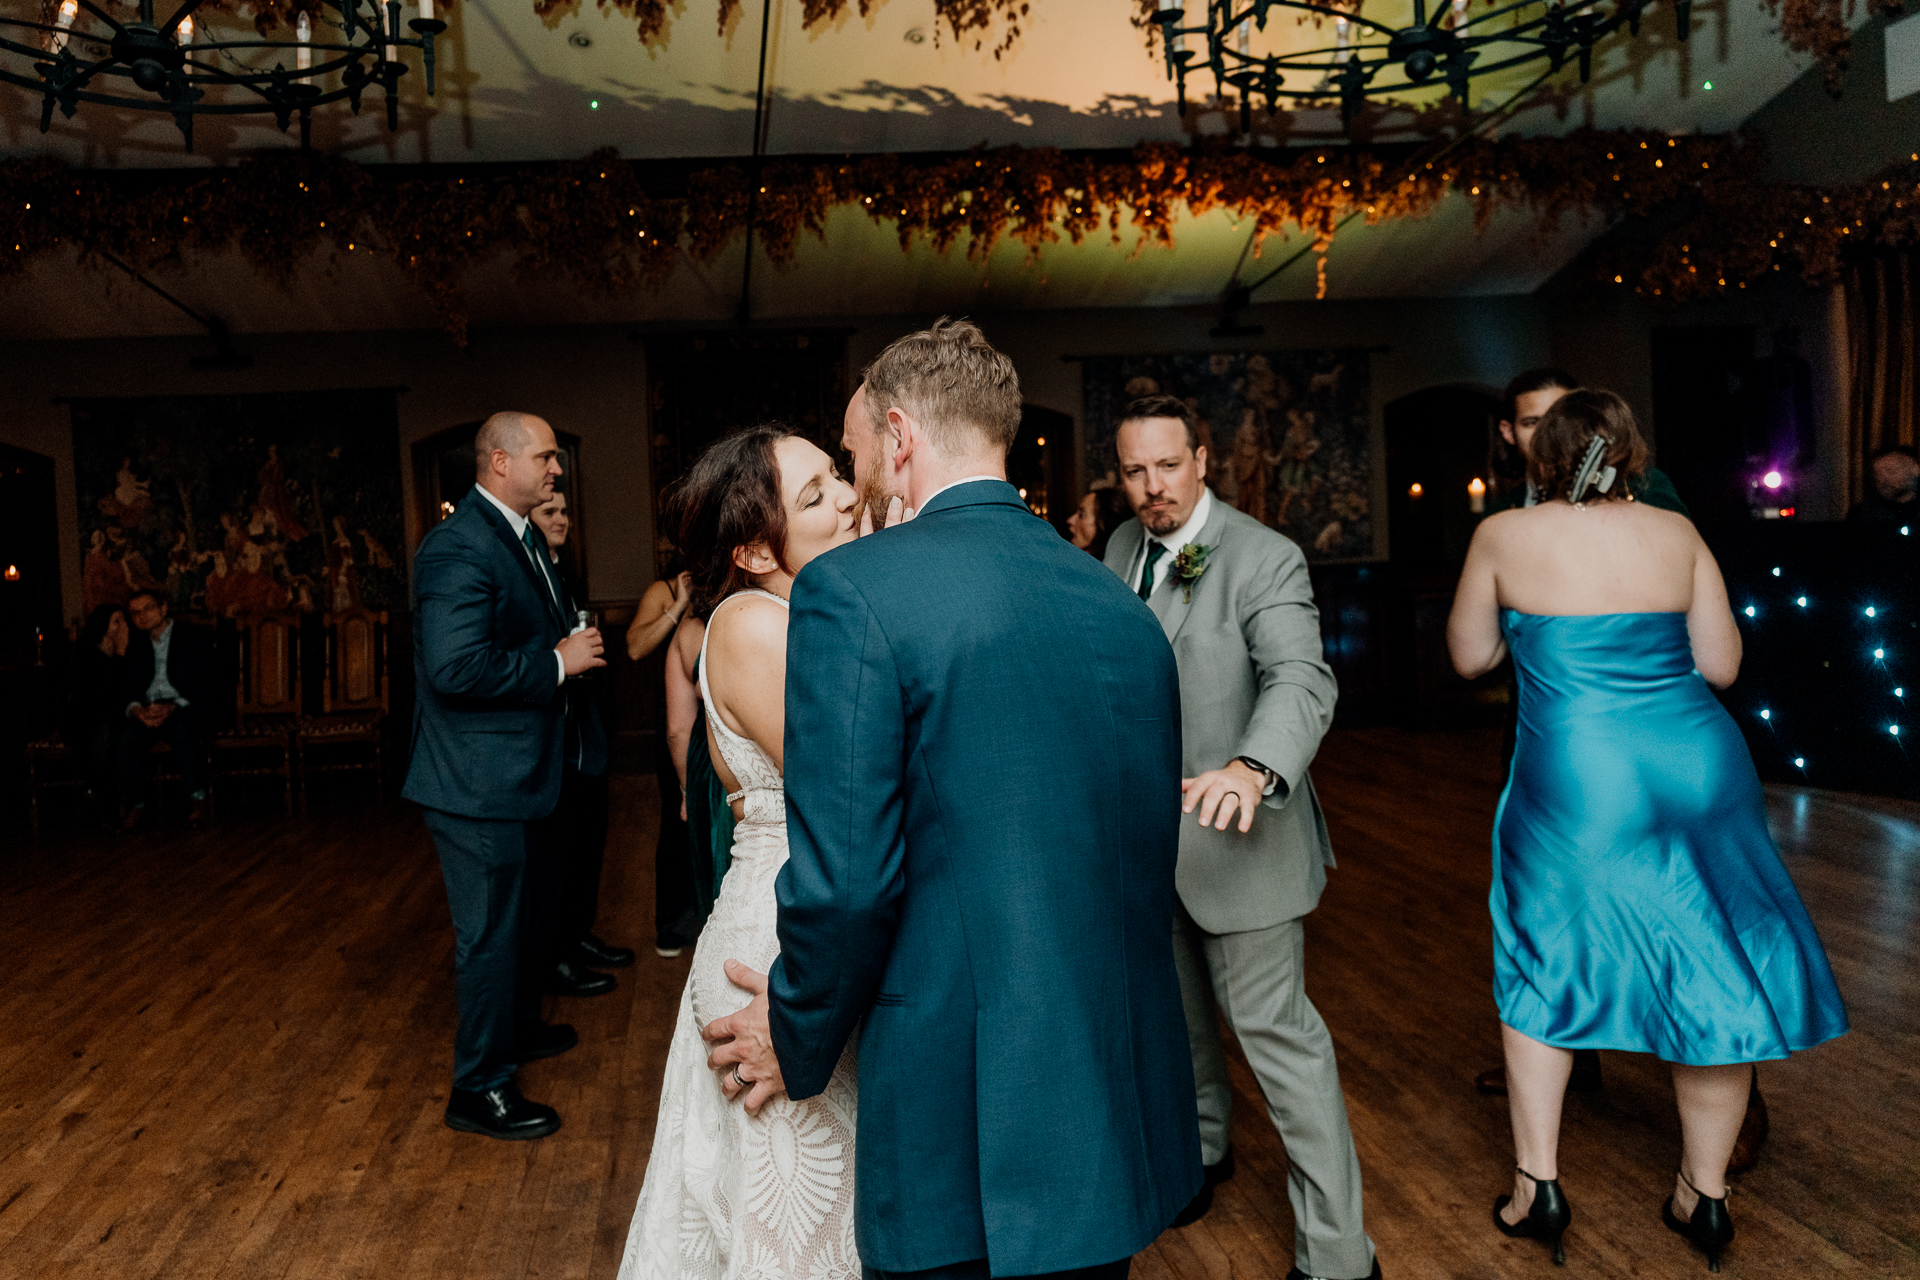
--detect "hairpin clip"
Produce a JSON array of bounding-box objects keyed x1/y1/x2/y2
[{"x1": 1569, "y1": 435, "x2": 1613, "y2": 506}]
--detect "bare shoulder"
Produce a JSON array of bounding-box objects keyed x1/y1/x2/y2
[
  {"x1": 708, "y1": 594, "x2": 789, "y2": 665},
  {"x1": 640, "y1": 578, "x2": 675, "y2": 609},
  {"x1": 1468, "y1": 506, "x2": 1531, "y2": 552}
]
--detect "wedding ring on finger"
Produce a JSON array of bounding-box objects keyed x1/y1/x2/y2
[{"x1": 731, "y1": 1064, "x2": 747, "y2": 1090}]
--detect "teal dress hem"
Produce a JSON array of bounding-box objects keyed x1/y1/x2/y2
[{"x1": 1492, "y1": 609, "x2": 1847, "y2": 1066}]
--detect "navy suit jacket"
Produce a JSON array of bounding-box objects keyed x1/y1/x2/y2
[
  {"x1": 402, "y1": 487, "x2": 570, "y2": 821},
  {"x1": 771, "y1": 480, "x2": 1202, "y2": 1276},
  {"x1": 123, "y1": 622, "x2": 217, "y2": 715}
]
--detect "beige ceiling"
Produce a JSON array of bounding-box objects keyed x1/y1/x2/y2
[{"x1": 0, "y1": 0, "x2": 1861, "y2": 332}]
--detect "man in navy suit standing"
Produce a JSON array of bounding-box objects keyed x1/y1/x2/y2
[
  {"x1": 404, "y1": 411, "x2": 606, "y2": 1141},
  {"x1": 707, "y1": 320, "x2": 1202, "y2": 1279}
]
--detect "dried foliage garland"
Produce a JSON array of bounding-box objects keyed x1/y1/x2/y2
[
  {"x1": 532, "y1": 0, "x2": 1025, "y2": 53},
  {"x1": 1764, "y1": 0, "x2": 1907, "y2": 95},
  {"x1": 2, "y1": 134, "x2": 1914, "y2": 342}
]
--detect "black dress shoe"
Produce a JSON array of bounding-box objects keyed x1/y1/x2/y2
[
  {"x1": 444, "y1": 1081, "x2": 561, "y2": 1141},
  {"x1": 1169, "y1": 1148, "x2": 1236, "y2": 1228},
  {"x1": 543, "y1": 960, "x2": 616, "y2": 997},
  {"x1": 517, "y1": 1022, "x2": 578, "y2": 1064},
  {"x1": 575, "y1": 934, "x2": 636, "y2": 969},
  {"x1": 1285, "y1": 1261, "x2": 1381, "y2": 1280}
]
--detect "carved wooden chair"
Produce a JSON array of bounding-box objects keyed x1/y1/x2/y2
[
  {"x1": 211, "y1": 611, "x2": 301, "y2": 815},
  {"x1": 25, "y1": 734, "x2": 86, "y2": 836},
  {"x1": 295, "y1": 608, "x2": 388, "y2": 810}
]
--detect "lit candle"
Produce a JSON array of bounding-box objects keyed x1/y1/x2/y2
[
  {"x1": 177, "y1": 13, "x2": 193, "y2": 46},
  {"x1": 1468, "y1": 476, "x2": 1486, "y2": 513},
  {"x1": 1334, "y1": 14, "x2": 1351, "y2": 63},
  {"x1": 52, "y1": 0, "x2": 77, "y2": 54},
  {"x1": 3, "y1": 565, "x2": 18, "y2": 581},
  {"x1": 296, "y1": 11, "x2": 311, "y2": 71},
  {"x1": 1409, "y1": 482, "x2": 1424, "y2": 498}
]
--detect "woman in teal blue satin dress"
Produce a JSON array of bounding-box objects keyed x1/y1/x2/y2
[{"x1": 1448, "y1": 389, "x2": 1847, "y2": 1273}]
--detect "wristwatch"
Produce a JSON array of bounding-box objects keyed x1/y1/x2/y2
[{"x1": 1235, "y1": 756, "x2": 1280, "y2": 797}]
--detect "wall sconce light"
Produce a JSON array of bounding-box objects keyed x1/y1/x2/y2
[
  {"x1": 1408, "y1": 482, "x2": 1424, "y2": 498},
  {"x1": 1468, "y1": 477, "x2": 1486, "y2": 514}
]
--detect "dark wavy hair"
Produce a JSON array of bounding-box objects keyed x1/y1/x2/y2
[
  {"x1": 1528, "y1": 388, "x2": 1650, "y2": 505},
  {"x1": 1491, "y1": 367, "x2": 1580, "y2": 495},
  {"x1": 1119, "y1": 393, "x2": 1201, "y2": 452},
  {"x1": 668, "y1": 423, "x2": 797, "y2": 617},
  {"x1": 1083, "y1": 486, "x2": 1135, "y2": 561},
  {"x1": 78, "y1": 603, "x2": 125, "y2": 652}
]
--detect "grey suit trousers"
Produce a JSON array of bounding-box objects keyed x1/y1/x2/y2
[{"x1": 1172, "y1": 901, "x2": 1374, "y2": 1279}]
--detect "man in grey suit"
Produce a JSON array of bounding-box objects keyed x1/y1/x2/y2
[{"x1": 1103, "y1": 395, "x2": 1378, "y2": 1280}]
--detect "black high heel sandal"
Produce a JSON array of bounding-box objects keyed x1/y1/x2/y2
[
  {"x1": 1493, "y1": 1166, "x2": 1573, "y2": 1266},
  {"x1": 1662, "y1": 1170, "x2": 1735, "y2": 1272}
]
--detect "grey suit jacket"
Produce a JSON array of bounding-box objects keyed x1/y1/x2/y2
[{"x1": 1104, "y1": 492, "x2": 1339, "y2": 933}]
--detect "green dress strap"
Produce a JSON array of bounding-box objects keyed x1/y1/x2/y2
[{"x1": 684, "y1": 654, "x2": 736, "y2": 919}]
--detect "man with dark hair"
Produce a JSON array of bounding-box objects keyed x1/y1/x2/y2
[
  {"x1": 116, "y1": 589, "x2": 216, "y2": 832},
  {"x1": 1102, "y1": 396, "x2": 1378, "y2": 1280},
  {"x1": 1485, "y1": 369, "x2": 1688, "y2": 516},
  {"x1": 1847, "y1": 446, "x2": 1920, "y2": 522}
]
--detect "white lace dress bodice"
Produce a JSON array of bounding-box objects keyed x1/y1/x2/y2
[{"x1": 618, "y1": 590, "x2": 859, "y2": 1280}]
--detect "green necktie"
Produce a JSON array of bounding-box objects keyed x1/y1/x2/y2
[
  {"x1": 1138, "y1": 540, "x2": 1168, "y2": 601},
  {"x1": 521, "y1": 524, "x2": 562, "y2": 618}
]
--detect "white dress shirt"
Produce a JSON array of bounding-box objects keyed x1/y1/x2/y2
[
  {"x1": 127, "y1": 619, "x2": 188, "y2": 717},
  {"x1": 473, "y1": 484, "x2": 568, "y2": 686},
  {"x1": 1130, "y1": 487, "x2": 1215, "y2": 597}
]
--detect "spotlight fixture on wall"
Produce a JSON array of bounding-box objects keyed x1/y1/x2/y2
[
  {"x1": 0, "y1": 0, "x2": 447, "y2": 151},
  {"x1": 1148, "y1": 0, "x2": 1692, "y2": 133}
]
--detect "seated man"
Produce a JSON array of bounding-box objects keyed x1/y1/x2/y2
[{"x1": 117, "y1": 590, "x2": 216, "y2": 832}]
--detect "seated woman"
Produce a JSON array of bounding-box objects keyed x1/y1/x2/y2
[
  {"x1": 64, "y1": 603, "x2": 131, "y2": 820},
  {"x1": 1446, "y1": 389, "x2": 1847, "y2": 1273},
  {"x1": 1065, "y1": 484, "x2": 1133, "y2": 561}
]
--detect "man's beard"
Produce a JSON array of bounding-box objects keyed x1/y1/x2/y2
[
  {"x1": 1139, "y1": 505, "x2": 1183, "y2": 537},
  {"x1": 855, "y1": 440, "x2": 900, "y2": 525}
]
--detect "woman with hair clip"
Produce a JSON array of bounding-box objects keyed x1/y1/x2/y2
[{"x1": 1446, "y1": 389, "x2": 1848, "y2": 1273}]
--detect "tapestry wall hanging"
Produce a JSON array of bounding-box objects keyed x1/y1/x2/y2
[
  {"x1": 70, "y1": 390, "x2": 407, "y2": 619},
  {"x1": 1082, "y1": 350, "x2": 1373, "y2": 561}
]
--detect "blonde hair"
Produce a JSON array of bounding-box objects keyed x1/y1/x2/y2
[{"x1": 861, "y1": 317, "x2": 1022, "y2": 455}]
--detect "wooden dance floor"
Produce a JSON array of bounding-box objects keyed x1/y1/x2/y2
[{"x1": 2, "y1": 728, "x2": 1914, "y2": 1279}]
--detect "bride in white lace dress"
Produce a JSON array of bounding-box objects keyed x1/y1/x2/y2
[{"x1": 618, "y1": 427, "x2": 863, "y2": 1280}]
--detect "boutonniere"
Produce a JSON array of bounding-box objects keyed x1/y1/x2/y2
[{"x1": 1171, "y1": 543, "x2": 1212, "y2": 603}]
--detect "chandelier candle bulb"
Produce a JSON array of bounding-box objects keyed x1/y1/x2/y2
[
  {"x1": 178, "y1": 14, "x2": 193, "y2": 46},
  {"x1": 51, "y1": 0, "x2": 76, "y2": 54},
  {"x1": 296, "y1": 12, "x2": 311, "y2": 70},
  {"x1": 420, "y1": 0, "x2": 434, "y2": 20},
  {"x1": 1468, "y1": 477, "x2": 1486, "y2": 513}
]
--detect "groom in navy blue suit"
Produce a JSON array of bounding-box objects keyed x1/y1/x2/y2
[
  {"x1": 404, "y1": 412, "x2": 607, "y2": 1141},
  {"x1": 707, "y1": 321, "x2": 1202, "y2": 1280}
]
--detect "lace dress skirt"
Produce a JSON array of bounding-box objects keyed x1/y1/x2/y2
[{"x1": 617, "y1": 790, "x2": 861, "y2": 1280}]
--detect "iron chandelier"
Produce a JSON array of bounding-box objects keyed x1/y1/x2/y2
[
  {"x1": 0, "y1": 0, "x2": 445, "y2": 151},
  {"x1": 1150, "y1": 0, "x2": 1695, "y2": 131}
]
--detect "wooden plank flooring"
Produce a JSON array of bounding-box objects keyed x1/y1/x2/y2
[{"x1": 2, "y1": 729, "x2": 1914, "y2": 1279}]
